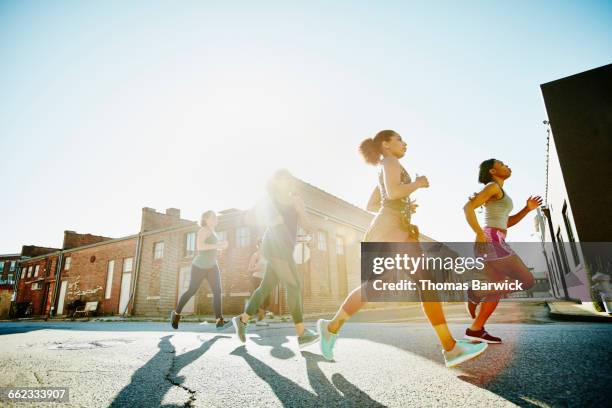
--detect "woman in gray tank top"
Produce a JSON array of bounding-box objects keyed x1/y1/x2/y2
[
  {"x1": 170, "y1": 210, "x2": 230, "y2": 330},
  {"x1": 463, "y1": 158, "x2": 542, "y2": 343}
]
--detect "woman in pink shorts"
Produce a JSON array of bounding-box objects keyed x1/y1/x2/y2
[{"x1": 463, "y1": 159, "x2": 542, "y2": 343}]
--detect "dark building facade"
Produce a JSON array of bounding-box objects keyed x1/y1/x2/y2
[{"x1": 538, "y1": 63, "x2": 612, "y2": 303}]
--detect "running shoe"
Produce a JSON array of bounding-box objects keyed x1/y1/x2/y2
[
  {"x1": 466, "y1": 287, "x2": 480, "y2": 319},
  {"x1": 298, "y1": 328, "x2": 320, "y2": 348},
  {"x1": 465, "y1": 327, "x2": 502, "y2": 343},
  {"x1": 443, "y1": 339, "x2": 488, "y2": 368},
  {"x1": 232, "y1": 316, "x2": 247, "y2": 343},
  {"x1": 216, "y1": 318, "x2": 232, "y2": 330},
  {"x1": 317, "y1": 319, "x2": 338, "y2": 360},
  {"x1": 170, "y1": 310, "x2": 181, "y2": 330}
]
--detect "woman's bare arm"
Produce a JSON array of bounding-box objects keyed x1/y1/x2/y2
[
  {"x1": 507, "y1": 196, "x2": 543, "y2": 228},
  {"x1": 463, "y1": 183, "x2": 500, "y2": 240},
  {"x1": 382, "y1": 157, "x2": 427, "y2": 200}
]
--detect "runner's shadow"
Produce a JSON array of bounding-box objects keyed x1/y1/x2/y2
[
  {"x1": 230, "y1": 346, "x2": 384, "y2": 407},
  {"x1": 250, "y1": 333, "x2": 296, "y2": 359},
  {"x1": 110, "y1": 335, "x2": 228, "y2": 407}
]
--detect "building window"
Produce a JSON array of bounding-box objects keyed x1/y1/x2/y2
[
  {"x1": 556, "y1": 227, "x2": 571, "y2": 275},
  {"x1": 123, "y1": 257, "x2": 133, "y2": 273},
  {"x1": 185, "y1": 232, "x2": 196, "y2": 257},
  {"x1": 317, "y1": 230, "x2": 328, "y2": 251},
  {"x1": 105, "y1": 260, "x2": 115, "y2": 299},
  {"x1": 10, "y1": 261, "x2": 15, "y2": 272},
  {"x1": 32, "y1": 282, "x2": 42, "y2": 290},
  {"x1": 154, "y1": 242, "x2": 164, "y2": 259},
  {"x1": 562, "y1": 202, "x2": 580, "y2": 266},
  {"x1": 236, "y1": 227, "x2": 250, "y2": 248},
  {"x1": 0, "y1": 261, "x2": 4, "y2": 271},
  {"x1": 64, "y1": 256, "x2": 71, "y2": 270},
  {"x1": 217, "y1": 230, "x2": 228, "y2": 244},
  {"x1": 336, "y1": 236, "x2": 345, "y2": 255},
  {"x1": 27, "y1": 266, "x2": 33, "y2": 278},
  {"x1": 34, "y1": 265, "x2": 40, "y2": 277}
]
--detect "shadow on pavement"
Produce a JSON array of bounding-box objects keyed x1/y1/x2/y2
[
  {"x1": 230, "y1": 345, "x2": 384, "y2": 407},
  {"x1": 110, "y1": 334, "x2": 229, "y2": 407}
]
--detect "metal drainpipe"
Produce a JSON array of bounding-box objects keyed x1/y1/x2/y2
[
  {"x1": 48, "y1": 251, "x2": 64, "y2": 318},
  {"x1": 123, "y1": 233, "x2": 143, "y2": 317}
]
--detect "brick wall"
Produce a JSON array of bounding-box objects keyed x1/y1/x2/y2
[
  {"x1": 133, "y1": 207, "x2": 197, "y2": 316},
  {"x1": 58, "y1": 238, "x2": 138, "y2": 315},
  {"x1": 62, "y1": 231, "x2": 113, "y2": 250}
]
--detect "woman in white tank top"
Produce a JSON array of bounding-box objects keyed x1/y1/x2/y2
[{"x1": 463, "y1": 158, "x2": 542, "y2": 344}]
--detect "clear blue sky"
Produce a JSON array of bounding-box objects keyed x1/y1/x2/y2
[{"x1": 1, "y1": 0, "x2": 611, "y2": 253}]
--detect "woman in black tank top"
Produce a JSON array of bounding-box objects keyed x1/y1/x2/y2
[
  {"x1": 316, "y1": 130, "x2": 488, "y2": 368},
  {"x1": 232, "y1": 170, "x2": 319, "y2": 348}
]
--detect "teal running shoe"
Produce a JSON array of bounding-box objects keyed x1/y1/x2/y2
[
  {"x1": 298, "y1": 329, "x2": 320, "y2": 348},
  {"x1": 317, "y1": 319, "x2": 338, "y2": 361},
  {"x1": 232, "y1": 316, "x2": 247, "y2": 343},
  {"x1": 443, "y1": 339, "x2": 488, "y2": 368}
]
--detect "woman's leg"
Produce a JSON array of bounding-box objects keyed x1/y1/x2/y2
[
  {"x1": 472, "y1": 255, "x2": 536, "y2": 299},
  {"x1": 416, "y1": 266, "x2": 456, "y2": 351},
  {"x1": 327, "y1": 212, "x2": 407, "y2": 334},
  {"x1": 262, "y1": 248, "x2": 306, "y2": 336},
  {"x1": 205, "y1": 265, "x2": 223, "y2": 320},
  {"x1": 176, "y1": 265, "x2": 206, "y2": 314},
  {"x1": 470, "y1": 262, "x2": 504, "y2": 331},
  {"x1": 251, "y1": 277, "x2": 266, "y2": 320},
  {"x1": 327, "y1": 284, "x2": 365, "y2": 333},
  {"x1": 242, "y1": 262, "x2": 278, "y2": 322}
]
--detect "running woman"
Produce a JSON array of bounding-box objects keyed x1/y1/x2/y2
[
  {"x1": 170, "y1": 210, "x2": 230, "y2": 330},
  {"x1": 232, "y1": 170, "x2": 319, "y2": 348},
  {"x1": 463, "y1": 159, "x2": 542, "y2": 343},
  {"x1": 247, "y1": 238, "x2": 271, "y2": 326},
  {"x1": 317, "y1": 130, "x2": 488, "y2": 368}
]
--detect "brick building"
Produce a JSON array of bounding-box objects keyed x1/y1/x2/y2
[
  {"x1": 13, "y1": 245, "x2": 60, "y2": 317},
  {"x1": 0, "y1": 253, "x2": 21, "y2": 318},
  {"x1": 12, "y1": 177, "x2": 457, "y2": 318}
]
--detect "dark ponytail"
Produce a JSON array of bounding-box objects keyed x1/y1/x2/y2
[
  {"x1": 478, "y1": 158, "x2": 497, "y2": 184},
  {"x1": 359, "y1": 129, "x2": 397, "y2": 165}
]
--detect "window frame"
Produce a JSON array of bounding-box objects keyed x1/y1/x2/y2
[
  {"x1": 123, "y1": 257, "x2": 133, "y2": 273},
  {"x1": 153, "y1": 241, "x2": 165, "y2": 260},
  {"x1": 105, "y1": 260, "x2": 115, "y2": 299}
]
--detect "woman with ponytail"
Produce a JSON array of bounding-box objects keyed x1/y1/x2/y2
[
  {"x1": 463, "y1": 159, "x2": 541, "y2": 343},
  {"x1": 317, "y1": 130, "x2": 488, "y2": 368},
  {"x1": 170, "y1": 210, "x2": 230, "y2": 330}
]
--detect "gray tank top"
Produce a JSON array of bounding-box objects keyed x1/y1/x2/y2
[
  {"x1": 484, "y1": 184, "x2": 513, "y2": 230},
  {"x1": 192, "y1": 228, "x2": 218, "y2": 269}
]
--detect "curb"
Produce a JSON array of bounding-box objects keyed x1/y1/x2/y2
[{"x1": 546, "y1": 303, "x2": 612, "y2": 323}]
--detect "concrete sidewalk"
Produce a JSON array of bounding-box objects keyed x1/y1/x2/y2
[{"x1": 547, "y1": 301, "x2": 612, "y2": 322}]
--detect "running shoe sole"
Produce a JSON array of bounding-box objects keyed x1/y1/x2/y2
[
  {"x1": 445, "y1": 343, "x2": 488, "y2": 368},
  {"x1": 298, "y1": 335, "x2": 320, "y2": 349},
  {"x1": 464, "y1": 335, "x2": 502, "y2": 344}
]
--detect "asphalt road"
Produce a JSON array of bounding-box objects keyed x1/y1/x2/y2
[{"x1": 0, "y1": 305, "x2": 610, "y2": 407}]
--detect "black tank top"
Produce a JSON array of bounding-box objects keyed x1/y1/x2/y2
[
  {"x1": 378, "y1": 165, "x2": 412, "y2": 215},
  {"x1": 264, "y1": 198, "x2": 298, "y2": 248}
]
